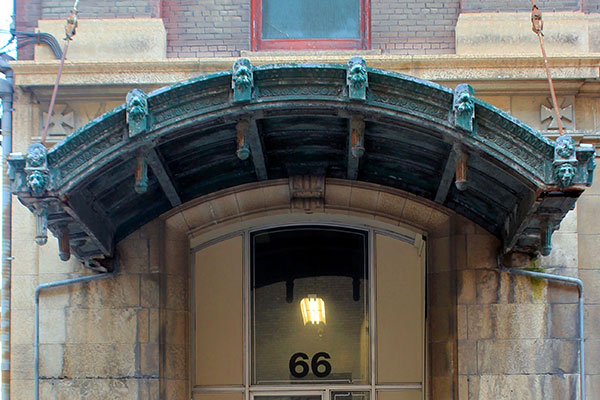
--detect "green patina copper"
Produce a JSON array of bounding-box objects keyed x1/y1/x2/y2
[{"x1": 7, "y1": 59, "x2": 595, "y2": 266}]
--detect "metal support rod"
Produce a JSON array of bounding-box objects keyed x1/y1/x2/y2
[
  {"x1": 0, "y1": 55, "x2": 14, "y2": 400},
  {"x1": 500, "y1": 263, "x2": 585, "y2": 400},
  {"x1": 34, "y1": 263, "x2": 117, "y2": 400}
]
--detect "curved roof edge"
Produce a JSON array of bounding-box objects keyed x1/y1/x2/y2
[{"x1": 8, "y1": 58, "x2": 595, "y2": 267}]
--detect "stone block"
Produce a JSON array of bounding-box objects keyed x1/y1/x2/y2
[
  {"x1": 428, "y1": 271, "x2": 454, "y2": 307},
  {"x1": 540, "y1": 374, "x2": 579, "y2": 400},
  {"x1": 429, "y1": 306, "x2": 453, "y2": 342},
  {"x1": 38, "y1": 238, "x2": 81, "y2": 274},
  {"x1": 66, "y1": 308, "x2": 138, "y2": 344},
  {"x1": 458, "y1": 340, "x2": 477, "y2": 375},
  {"x1": 139, "y1": 378, "x2": 160, "y2": 400},
  {"x1": 164, "y1": 344, "x2": 187, "y2": 380},
  {"x1": 467, "y1": 304, "x2": 493, "y2": 339},
  {"x1": 140, "y1": 343, "x2": 160, "y2": 376},
  {"x1": 493, "y1": 304, "x2": 547, "y2": 339},
  {"x1": 165, "y1": 310, "x2": 188, "y2": 346},
  {"x1": 166, "y1": 379, "x2": 188, "y2": 400},
  {"x1": 510, "y1": 273, "x2": 548, "y2": 304},
  {"x1": 430, "y1": 377, "x2": 453, "y2": 400},
  {"x1": 149, "y1": 308, "x2": 160, "y2": 343},
  {"x1": 428, "y1": 209, "x2": 450, "y2": 238},
  {"x1": 457, "y1": 270, "x2": 476, "y2": 304},
  {"x1": 69, "y1": 274, "x2": 140, "y2": 309},
  {"x1": 350, "y1": 186, "x2": 379, "y2": 211},
  {"x1": 235, "y1": 187, "x2": 266, "y2": 214},
  {"x1": 325, "y1": 183, "x2": 351, "y2": 208},
  {"x1": 585, "y1": 340, "x2": 600, "y2": 374},
  {"x1": 586, "y1": 374, "x2": 600, "y2": 400},
  {"x1": 550, "y1": 303, "x2": 578, "y2": 339},
  {"x1": 477, "y1": 95, "x2": 511, "y2": 113},
  {"x1": 141, "y1": 273, "x2": 160, "y2": 308},
  {"x1": 541, "y1": 232, "x2": 578, "y2": 269},
  {"x1": 454, "y1": 234, "x2": 467, "y2": 270},
  {"x1": 401, "y1": 199, "x2": 432, "y2": 229},
  {"x1": 585, "y1": 304, "x2": 600, "y2": 339},
  {"x1": 182, "y1": 201, "x2": 216, "y2": 230},
  {"x1": 580, "y1": 269, "x2": 600, "y2": 304},
  {"x1": 12, "y1": 274, "x2": 36, "y2": 310},
  {"x1": 164, "y1": 238, "x2": 189, "y2": 277},
  {"x1": 39, "y1": 344, "x2": 64, "y2": 377},
  {"x1": 477, "y1": 375, "x2": 541, "y2": 400},
  {"x1": 429, "y1": 237, "x2": 451, "y2": 273},
  {"x1": 262, "y1": 183, "x2": 291, "y2": 208},
  {"x1": 38, "y1": 273, "x2": 72, "y2": 310},
  {"x1": 578, "y1": 234, "x2": 600, "y2": 269},
  {"x1": 475, "y1": 270, "x2": 500, "y2": 304},
  {"x1": 430, "y1": 341, "x2": 454, "y2": 377},
  {"x1": 137, "y1": 309, "x2": 149, "y2": 343},
  {"x1": 165, "y1": 274, "x2": 188, "y2": 310},
  {"x1": 467, "y1": 234, "x2": 498, "y2": 270},
  {"x1": 457, "y1": 305, "x2": 467, "y2": 340},
  {"x1": 11, "y1": 343, "x2": 34, "y2": 379},
  {"x1": 577, "y1": 195, "x2": 600, "y2": 234},
  {"x1": 36, "y1": 19, "x2": 167, "y2": 61},
  {"x1": 478, "y1": 339, "x2": 578, "y2": 374},
  {"x1": 40, "y1": 308, "x2": 66, "y2": 344},
  {"x1": 118, "y1": 235, "x2": 150, "y2": 273},
  {"x1": 165, "y1": 212, "x2": 190, "y2": 241},
  {"x1": 12, "y1": 309, "x2": 34, "y2": 344},
  {"x1": 62, "y1": 343, "x2": 137, "y2": 377},
  {"x1": 12, "y1": 238, "x2": 39, "y2": 276},
  {"x1": 208, "y1": 194, "x2": 242, "y2": 222},
  {"x1": 49, "y1": 378, "x2": 141, "y2": 399}
]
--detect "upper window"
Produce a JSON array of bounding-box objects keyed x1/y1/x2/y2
[{"x1": 251, "y1": 0, "x2": 370, "y2": 51}]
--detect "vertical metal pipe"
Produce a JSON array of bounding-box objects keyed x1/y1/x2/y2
[{"x1": 0, "y1": 55, "x2": 14, "y2": 400}]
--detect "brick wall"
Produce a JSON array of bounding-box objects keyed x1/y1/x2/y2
[
  {"x1": 15, "y1": 0, "x2": 42, "y2": 59},
  {"x1": 162, "y1": 0, "x2": 250, "y2": 58},
  {"x1": 371, "y1": 0, "x2": 460, "y2": 55},
  {"x1": 40, "y1": 0, "x2": 161, "y2": 19}
]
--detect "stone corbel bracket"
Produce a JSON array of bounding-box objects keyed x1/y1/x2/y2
[
  {"x1": 8, "y1": 143, "x2": 113, "y2": 265},
  {"x1": 289, "y1": 176, "x2": 325, "y2": 213}
]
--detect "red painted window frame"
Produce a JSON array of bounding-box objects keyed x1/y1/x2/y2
[{"x1": 251, "y1": 0, "x2": 370, "y2": 51}]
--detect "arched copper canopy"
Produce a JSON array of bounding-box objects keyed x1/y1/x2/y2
[{"x1": 8, "y1": 58, "x2": 595, "y2": 267}]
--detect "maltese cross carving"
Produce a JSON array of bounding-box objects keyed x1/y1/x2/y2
[{"x1": 541, "y1": 98, "x2": 574, "y2": 130}]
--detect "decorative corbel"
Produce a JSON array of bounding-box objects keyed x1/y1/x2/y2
[
  {"x1": 236, "y1": 120, "x2": 251, "y2": 160},
  {"x1": 126, "y1": 88, "x2": 150, "y2": 137},
  {"x1": 134, "y1": 155, "x2": 149, "y2": 194},
  {"x1": 454, "y1": 145, "x2": 469, "y2": 191},
  {"x1": 347, "y1": 57, "x2": 368, "y2": 101},
  {"x1": 34, "y1": 205, "x2": 48, "y2": 246},
  {"x1": 552, "y1": 135, "x2": 578, "y2": 189},
  {"x1": 350, "y1": 117, "x2": 365, "y2": 158},
  {"x1": 56, "y1": 223, "x2": 71, "y2": 261},
  {"x1": 25, "y1": 143, "x2": 50, "y2": 196},
  {"x1": 453, "y1": 84, "x2": 475, "y2": 133},
  {"x1": 232, "y1": 58, "x2": 254, "y2": 103}
]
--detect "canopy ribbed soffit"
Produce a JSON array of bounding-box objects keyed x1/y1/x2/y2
[{"x1": 8, "y1": 58, "x2": 595, "y2": 268}]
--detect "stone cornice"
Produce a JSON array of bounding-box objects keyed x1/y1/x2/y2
[{"x1": 9, "y1": 55, "x2": 600, "y2": 95}]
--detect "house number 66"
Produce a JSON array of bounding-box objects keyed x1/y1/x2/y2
[{"x1": 289, "y1": 352, "x2": 332, "y2": 378}]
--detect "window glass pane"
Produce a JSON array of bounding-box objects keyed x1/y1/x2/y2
[
  {"x1": 252, "y1": 227, "x2": 369, "y2": 385},
  {"x1": 262, "y1": 0, "x2": 360, "y2": 39},
  {"x1": 376, "y1": 234, "x2": 423, "y2": 384}
]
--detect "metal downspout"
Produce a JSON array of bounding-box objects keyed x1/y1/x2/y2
[
  {"x1": 34, "y1": 261, "x2": 118, "y2": 400},
  {"x1": 500, "y1": 263, "x2": 585, "y2": 400},
  {"x1": 0, "y1": 55, "x2": 14, "y2": 400}
]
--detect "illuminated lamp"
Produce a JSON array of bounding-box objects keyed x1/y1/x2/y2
[{"x1": 300, "y1": 295, "x2": 326, "y2": 325}]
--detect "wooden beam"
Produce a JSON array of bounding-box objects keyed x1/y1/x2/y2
[
  {"x1": 435, "y1": 148, "x2": 458, "y2": 204},
  {"x1": 347, "y1": 117, "x2": 365, "y2": 180},
  {"x1": 247, "y1": 119, "x2": 268, "y2": 181},
  {"x1": 144, "y1": 148, "x2": 182, "y2": 207}
]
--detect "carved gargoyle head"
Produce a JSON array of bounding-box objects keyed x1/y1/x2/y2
[
  {"x1": 26, "y1": 143, "x2": 47, "y2": 168},
  {"x1": 454, "y1": 88, "x2": 474, "y2": 116},
  {"x1": 554, "y1": 163, "x2": 577, "y2": 188},
  {"x1": 555, "y1": 135, "x2": 576, "y2": 160},
  {"x1": 27, "y1": 170, "x2": 49, "y2": 195},
  {"x1": 233, "y1": 58, "x2": 253, "y2": 90},
  {"x1": 126, "y1": 89, "x2": 149, "y2": 124},
  {"x1": 347, "y1": 57, "x2": 368, "y2": 90}
]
